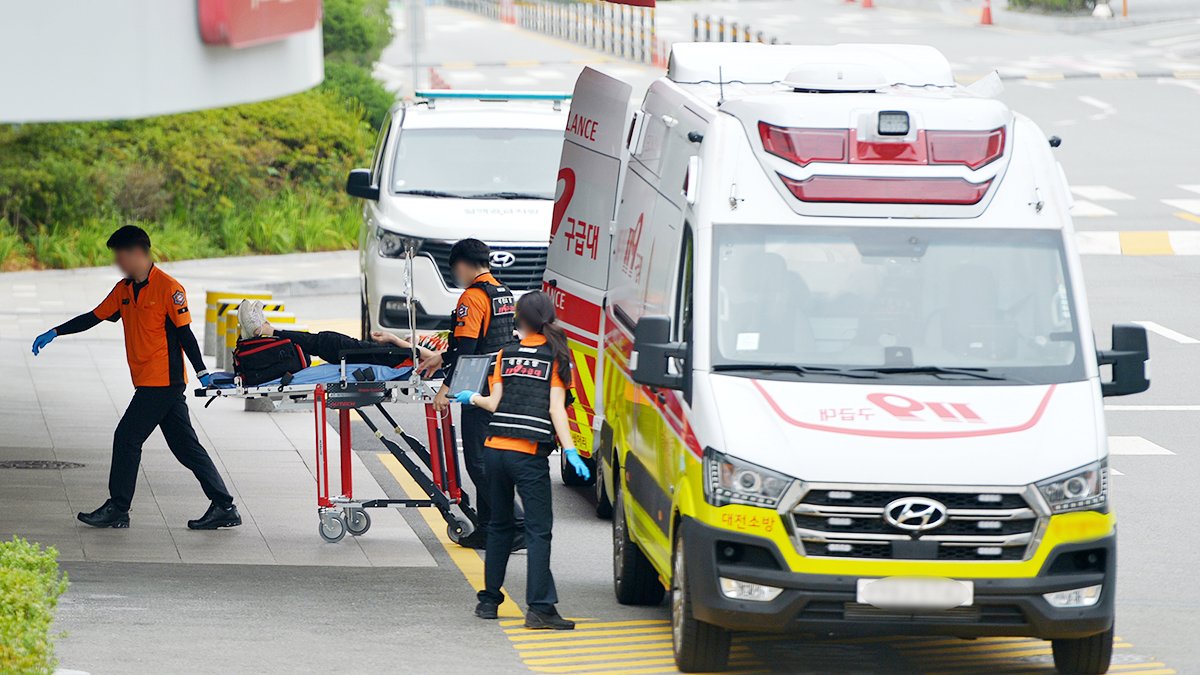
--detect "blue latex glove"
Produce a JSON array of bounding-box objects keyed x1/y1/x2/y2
[
  {"x1": 198, "y1": 373, "x2": 213, "y2": 388},
  {"x1": 31, "y1": 329, "x2": 56, "y2": 356},
  {"x1": 454, "y1": 390, "x2": 477, "y2": 406},
  {"x1": 564, "y1": 448, "x2": 591, "y2": 481}
]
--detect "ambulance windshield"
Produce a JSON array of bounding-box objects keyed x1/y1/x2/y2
[
  {"x1": 712, "y1": 226, "x2": 1085, "y2": 385},
  {"x1": 391, "y1": 128, "x2": 562, "y2": 199}
]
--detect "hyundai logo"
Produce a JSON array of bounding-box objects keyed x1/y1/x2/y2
[
  {"x1": 884, "y1": 497, "x2": 948, "y2": 533},
  {"x1": 490, "y1": 251, "x2": 517, "y2": 268}
]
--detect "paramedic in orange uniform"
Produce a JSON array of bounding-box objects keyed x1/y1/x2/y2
[
  {"x1": 418, "y1": 238, "x2": 519, "y2": 550},
  {"x1": 453, "y1": 291, "x2": 589, "y2": 630},
  {"x1": 30, "y1": 226, "x2": 239, "y2": 530}
]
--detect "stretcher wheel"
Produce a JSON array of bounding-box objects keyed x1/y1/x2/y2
[
  {"x1": 446, "y1": 521, "x2": 465, "y2": 544},
  {"x1": 319, "y1": 513, "x2": 347, "y2": 543},
  {"x1": 346, "y1": 509, "x2": 371, "y2": 536}
]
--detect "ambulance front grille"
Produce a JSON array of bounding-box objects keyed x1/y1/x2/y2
[
  {"x1": 422, "y1": 240, "x2": 548, "y2": 292},
  {"x1": 789, "y1": 486, "x2": 1042, "y2": 562}
]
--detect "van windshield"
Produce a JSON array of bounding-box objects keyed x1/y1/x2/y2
[
  {"x1": 712, "y1": 226, "x2": 1084, "y2": 385},
  {"x1": 390, "y1": 128, "x2": 562, "y2": 199}
]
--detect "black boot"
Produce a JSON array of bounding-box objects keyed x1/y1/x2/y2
[
  {"x1": 77, "y1": 500, "x2": 130, "y2": 529},
  {"x1": 524, "y1": 607, "x2": 575, "y2": 630},
  {"x1": 187, "y1": 502, "x2": 242, "y2": 530}
]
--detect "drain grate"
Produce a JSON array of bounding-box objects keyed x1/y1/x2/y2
[{"x1": 0, "y1": 460, "x2": 85, "y2": 470}]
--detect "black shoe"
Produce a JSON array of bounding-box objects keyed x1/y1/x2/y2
[
  {"x1": 77, "y1": 500, "x2": 129, "y2": 529},
  {"x1": 524, "y1": 608, "x2": 575, "y2": 630},
  {"x1": 475, "y1": 600, "x2": 499, "y2": 620},
  {"x1": 187, "y1": 502, "x2": 242, "y2": 530},
  {"x1": 457, "y1": 531, "x2": 487, "y2": 550}
]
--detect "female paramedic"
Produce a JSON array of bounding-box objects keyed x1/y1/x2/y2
[{"x1": 454, "y1": 291, "x2": 590, "y2": 630}]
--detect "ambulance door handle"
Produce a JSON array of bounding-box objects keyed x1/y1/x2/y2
[{"x1": 546, "y1": 278, "x2": 557, "y2": 287}]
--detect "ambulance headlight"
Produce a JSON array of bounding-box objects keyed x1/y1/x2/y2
[
  {"x1": 704, "y1": 448, "x2": 792, "y2": 508},
  {"x1": 377, "y1": 229, "x2": 420, "y2": 258},
  {"x1": 1036, "y1": 461, "x2": 1107, "y2": 513}
]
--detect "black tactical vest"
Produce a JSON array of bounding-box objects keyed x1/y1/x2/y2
[
  {"x1": 464, "y1": 279, "x2": 515, "y2": 355},
  {"x1": 487, "y1": 342, "x2": 558, "y2": 443}
]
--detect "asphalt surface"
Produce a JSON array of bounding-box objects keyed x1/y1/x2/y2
[{"x1": 41, "y1": 2, "x2": 1200, "y2": 673}]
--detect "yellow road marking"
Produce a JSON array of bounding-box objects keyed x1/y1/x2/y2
[
  {"x1": 514, "y1": 634, "x2": 674, "y2": 650},
  {"x1": 1110, "y1": 664, "x2": 1169, "y2": 671},
  {"x1": 1174, "y1": 211, "x2": 1200, "y2": 225},
  {"x1": 523, "y1": 649, "x2": 677, "y2": 665},
  {"x1": 924, "y1": 641, "x2": 1131, "y2": 666},
  {"x1": 902, "y1": 638, "x2": 1055, "y2": 656},
  {"x1": 505, "y1": 619, "x2": 668, "y2": 633},
  {"x1": 507, "y1": 59, "x2": 542, "y2": 68},
  {"x1": 306, "y1": 318, "x2": 361, "y2": 336},
  {"x1": 1026, "y1": 72, "x2": 1066, "y2": 81},
  {"x1": 518, "y1": 643, "x2": 749, "y2": 659},
  {"x1": 378, "y1": 453, "x2": 523, "y2": 618},
  {"x1": 508, "y1": 626, "x2": 673, "y2": 642},
  {"x1": 893, "y1": 636, "x2": 1034, "y2": 650},
  {"x1": 1174, "y1": 70, "x2": 1200, "y2": 79},
  {"x1": 529, "y1": 657, "x2": 757, "y2": 674},
  {"x1": 1120, "y1": 230, "x2": 1175, "y2": 255}
]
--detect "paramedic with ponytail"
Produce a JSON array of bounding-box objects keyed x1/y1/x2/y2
[{"x1": 455, "y1": 291, "x2": 588, "y2": 630}]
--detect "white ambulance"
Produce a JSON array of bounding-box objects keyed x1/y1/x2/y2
[{"x1": 544, "y1": 44, "x2": 1150, "y2": 673}]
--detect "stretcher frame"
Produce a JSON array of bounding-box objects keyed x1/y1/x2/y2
[{"x1": 195, "y1": 244, "x2": 477, "y2": 543}]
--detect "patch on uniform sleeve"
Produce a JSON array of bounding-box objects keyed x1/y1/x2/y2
[
  {"x1": 177, "y1": 307, "x2": 189, "y2": 315},
  {"x1": 172, "y1": 290, "x2": 186, "y2": 306},
  {"x1": 457, "y1": 304, "x2": 469, "y2": 318}
]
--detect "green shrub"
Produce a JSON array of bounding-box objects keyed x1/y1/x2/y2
[
  {"x1": 322, "y1": 60, "x2": 396, "y2": 129},
  {"x1": 323, "y1": 0, "x2": 393, "y2": 66},
  {"x1": 1007, "y1": 0, "x2": 1093, "y2": 12},
  {"x1": 0, "y1": 537, "x2": 69, "y2": 674}
]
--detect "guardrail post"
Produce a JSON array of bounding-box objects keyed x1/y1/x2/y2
[
  {"x1": 718, "y1": 16, "x2": 725, "y2": 42},
  {"x1": 692, "y1": 12, "x2": 699, "y2": 41},
  {"x1": 730, "y1": 21, "x2": 738, "y2": 42},
  {"x1": 744, "y1": 25, "x2": 751, "y2": 42},
  {"x1": 704, "y1": 15, "x2": 711, "y2": 41}
]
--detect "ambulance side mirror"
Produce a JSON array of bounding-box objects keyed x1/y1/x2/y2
[
  {"x1": 631, "y1": 316, "x2": 686, "y2": 391},
  {"x1": 1097, "y1": 323, "x2": 1150, "y2": 397},
  {"x1": 346, "y1": 168, "x2": 380, "y2": 200}
]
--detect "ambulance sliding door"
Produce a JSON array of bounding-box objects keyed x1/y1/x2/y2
[{"x1": 544, "y1": 67, "x2": 634, "y2": 455}]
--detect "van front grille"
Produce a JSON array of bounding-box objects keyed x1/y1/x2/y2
[
  {"x1": 790, "y1": 486, "x2": 1041, "y2": 562},
  {"x1": 421, "y1": 240, "x2": 547, "y2": 292}
]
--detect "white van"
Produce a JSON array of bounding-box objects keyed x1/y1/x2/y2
[
  {"x1": 545, "y1": 45, "x2": 1150, "y2": 674},
  {"x1": 347, "y1": 91, "x2": 568, "y2": 335}
]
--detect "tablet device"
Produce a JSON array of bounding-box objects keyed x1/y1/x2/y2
[{"x1": 448, "y1": 355, "x2": 493, "y2": 396}]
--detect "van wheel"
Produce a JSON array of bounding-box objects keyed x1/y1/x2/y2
[
  {"x1": 1052, "y1": 627, "x2": 1113, "y2": 674},
  {"x1": 560, "y1": 449, "x2": 595, "y2": 487},
  {"x1": 613, "y1": 486, "x2": 665, "y2": 606},
  {"x1": 672, "y1": 532, "x2": 731, "y2": 672},
  {"x1": 594, "y1": 453, "x2": 613, "y2": 519}
]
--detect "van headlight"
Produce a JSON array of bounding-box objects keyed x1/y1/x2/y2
[
  {"x1": 704, "y1": 448, "x2": 792, "y2": 508},
  {"x1": 377, "y1": 228, "x2": 420, "y2": 258},
  {"x1": 1036, "y1": 461, "x2": 1107, "y2": 513}
]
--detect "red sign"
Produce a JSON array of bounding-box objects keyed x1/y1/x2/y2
[{"x1": 198, "y1": 0, "x2": 322, "y2": 49}]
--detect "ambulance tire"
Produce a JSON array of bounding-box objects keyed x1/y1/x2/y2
[
  {"x1": 594, "y1": 454, "x2": 613, "y2": 519},
  {"x1": 613, "y1": 486, "x2": 665, "y2": 606},
  {"x1": 672, "y1": 533, "x2": 731, "y2": 673},
  {"x1": 560, "y1": 450, "x2": 595, "y2": 487},
  {"x1": 1051, "y1": 627, "x2": 1113, "y2": 675}
]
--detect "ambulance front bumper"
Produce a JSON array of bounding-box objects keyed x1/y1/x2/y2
[{"x1": 680, "y1": 517, "x2": 1115, "y2": 639}]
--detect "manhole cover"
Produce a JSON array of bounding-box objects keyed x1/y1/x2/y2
[{"x1": 0, "y1": 460, "x2": 85, "y2": 470}]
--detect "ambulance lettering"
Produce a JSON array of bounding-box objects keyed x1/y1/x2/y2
[
  {"x1": 550, "y1": 167, "x2": 575, "y2": 240},
  {"x1": 566, "y1": 113, "x2": 600, "y2": 143},
  {"x1": 868, "y1": 393, "x2": 984, "y2": 424},
  {"x1": 543, "y1": 283, "x2": 567, "y2": 311}
]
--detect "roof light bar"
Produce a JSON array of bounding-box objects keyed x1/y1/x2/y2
[
  {"x1": 779, "y1": 175, "x2": 993, "y2": 205},
  {"x1": 414, "y1": 90, "x2": 572, "y2": 101},
  {"x1": 927, "y1": 128, "x2": 1006, "y2": 170},
  {"x1": 760, "y1": 122, "x2": 1006, "y2": 170}
]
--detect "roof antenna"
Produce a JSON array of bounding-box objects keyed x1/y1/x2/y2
[{"x1": 718, "y1": 66, "x2": 726, "y2": 106}]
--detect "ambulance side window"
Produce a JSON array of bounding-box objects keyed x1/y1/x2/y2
[
  {"x1": 675, "y1": 225, "x2": 694, "y2": 343},
  {"x1": 370, "y1": 112, "x2": 393, "y2": 186}
]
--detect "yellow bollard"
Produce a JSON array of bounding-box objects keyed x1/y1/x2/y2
[{"x1": 204, "y1": 289, "x2": 271, "y2": 355}]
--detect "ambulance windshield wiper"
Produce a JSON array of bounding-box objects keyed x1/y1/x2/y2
[
  {"x1": 849, "y1": 366, "x2": 1007, "y2": 381},
  {"x1": 394, "y1": 189, "x2": 470, "y2": 198},
  {"x1": 468, "y1": 191, "x2": 553, "y2": 200},
  {"x1": 712, "y1": 364, "x2": 880, "y2": 379}
]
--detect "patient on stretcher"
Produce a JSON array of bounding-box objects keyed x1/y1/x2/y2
[{"x1": 225, "y1": 300, "x2": 448, "y2": 387}]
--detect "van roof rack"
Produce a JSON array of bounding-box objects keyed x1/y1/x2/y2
[{"x1": 414, "y1": 90, "x2": 572, "y2": 110}]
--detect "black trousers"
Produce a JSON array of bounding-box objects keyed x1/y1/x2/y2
[
  {"x1": 276, "y1": 330, "x2": 404, "y2": 367},
  {"x1": 110, "y1": 385, "x2": 233, "y2": 512},
  {"x1": 478, "y1": 447, "x2": 557, "y2": 612}
]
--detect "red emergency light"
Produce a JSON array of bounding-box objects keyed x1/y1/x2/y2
[
  {"x1": 779, "y1": 175, "x2": 993, "y2": 205},
  {"x1": 759, "y1": 122, "x2": 1006, "y2": 170},
  {"x1": 198, "y1": 0, "x2": 323, "y2": 49}
]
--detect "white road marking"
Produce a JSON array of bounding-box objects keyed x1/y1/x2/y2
[
  {"x1": 1133, "y1": 320, "x2": 1200, "y2": 344},
  {"x1": 1111, "y1": 468, "x2": 1125, "y2": 476},
  {"x1": 1169, "y1": 231, "x2": 1200, "y2": 254},
  {"x1": 1108, "y1": 436, "x2": 1175, "y2": 456},
  {"x1": 1070, "y1": 185, "x2": 1134, "y2": 201},
  {"x1": 1074, "y1": 231, "x2": 1122, "y2": 255},
  {"x1": 1078, "y1": 95, "x2": 1116, "y2": 121},
  {"x1": 1179, "y1": 185, "x2": 1200, "y2": 195},
  {"x1": 1106, "y1": 405, "x2": 1200, "y2": 411},
  {"x1": 1163, "y1": 198, "x2": 1200, "y2": 215},
  {"x1": 1069, "y1": 200, "x2": 1117, "y2": 217}
]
